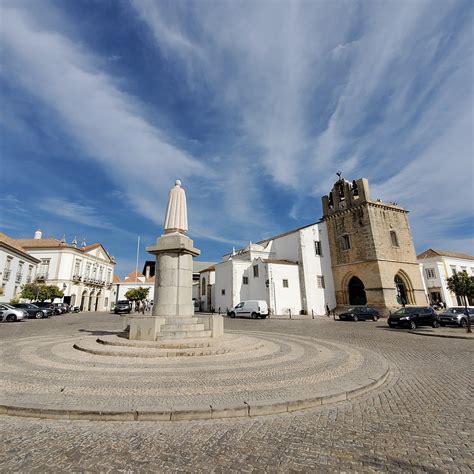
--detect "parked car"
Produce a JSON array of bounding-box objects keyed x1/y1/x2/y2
[
  {"x1": 438, "y1": 307, "x2": 474, "y2": 328},
  {"x1": 59, "y1": 303, "x2": 70, "y2": 313},
  {"x1": 32, "y1": 302, "x2": 61, "y2": 315},
  {"x1": 12, "y1": 303, "x2": 52, "y2": 319},
  {"x1": 51, "y1": 303, "x2": 69, "y2": 314},
  {"x1": 338, "y1": 306, "x2": 380, "y2": 321},
  {"x1": 228, "y1": 300, "x2": 269, "y2": 319},
  {"x1": 114, "y1": 300, "x2": 131, "y2": 314},
  {"x1": 388, "y1": 306, "x2": 439, "y2": 329},
  {"x1": 0, "y1": 303, "x2": 28, "y2": 322}
]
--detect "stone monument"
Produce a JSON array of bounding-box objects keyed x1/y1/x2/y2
[{"x1": 128, "y1": 180, "x2": 223, "y2": 341}]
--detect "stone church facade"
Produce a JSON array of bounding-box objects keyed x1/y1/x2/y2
[{"x1": 322, "y1": 177, "x2": 427, "y2": 313}]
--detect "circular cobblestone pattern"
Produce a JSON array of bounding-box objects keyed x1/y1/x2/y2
[
  {"x1": 0, "y1": 318, "x2": 388, "y2": 420},
  {"x1": 0, "y1": 313, "x2": 472, "y2": 472}
]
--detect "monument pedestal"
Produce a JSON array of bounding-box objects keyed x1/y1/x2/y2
[{"x1": 128, "y1": 232, "x2": 223, "y2": 342}]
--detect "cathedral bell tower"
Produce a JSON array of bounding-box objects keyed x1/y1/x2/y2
[{"x1": 322, "y1": 175, "x2": 426, "y2": 314}]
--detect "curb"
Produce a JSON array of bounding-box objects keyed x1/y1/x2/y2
[
  {"x1": 408, "y1": 330, "x2": 473, "y2": 340},
  {"x1": 0, "y1": 365, "x2": 390, "y2": 422}
]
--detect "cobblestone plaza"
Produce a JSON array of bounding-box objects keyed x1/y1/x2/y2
[{"x1": 0, "y1": 312, "x2": 472, "y2": 472}]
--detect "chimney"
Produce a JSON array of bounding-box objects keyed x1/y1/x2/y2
[
  {"x1": 34, "y1": 230, "x2": 42, "y2": 240},
  {"x1": 145, "y1": 265, "x2": 150, "y2": 279}
]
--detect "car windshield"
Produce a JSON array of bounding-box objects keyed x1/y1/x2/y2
[
  {"x1": 117, "y1": 301, "x2": 129, "y2": 305},
  {"x1": 393, "y1": 308, "x2": 412, "y2": 315}
]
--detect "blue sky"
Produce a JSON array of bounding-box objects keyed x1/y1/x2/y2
[{"x1": 1, "y1": 0, "x2": 473, "y2": 277}]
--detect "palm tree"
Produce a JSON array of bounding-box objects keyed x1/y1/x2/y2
[{"x1": 446, "y1": 271, "x2": 474, "y2": 333}]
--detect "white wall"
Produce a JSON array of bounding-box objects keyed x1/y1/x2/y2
[
  {"x1": 0, "y1": 247, "x2": 38, "y2": 302},
  {"x1": 419, "y1": 255, "x2": 474, "y2": 307},
  {"x1": 268, "y1": 263, "x2": 301, "y2": 315},
  {"x1": 299, "y1": 223, "x2": 336, "y2": 315}
]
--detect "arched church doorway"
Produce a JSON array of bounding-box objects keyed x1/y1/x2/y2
[
  {"x1": 348, "y1": 276, "x2": 367, "y2": 305},
  {"x1": 395, "y1": 273, "x2": 413, "y2": 305}
]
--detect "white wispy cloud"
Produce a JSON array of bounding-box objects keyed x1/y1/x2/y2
[
  {"x1": 37, "y1": 198, "x2": 120, "y2": 232},
  {"x1": 1, "y1": 0, "x2": 472, "y2": 257},
  {"x1": 0, "y1": 3, "x2": 209, "y2": 227}
]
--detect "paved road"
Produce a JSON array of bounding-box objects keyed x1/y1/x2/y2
[{"x1": 0, "y1": 312, "x2": 472, "y2": 472}]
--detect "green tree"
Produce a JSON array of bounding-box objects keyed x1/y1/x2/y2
[
  {"x1": 20, "y1": 283, "x2": 64, "y2": 302},
  {"x1": 125, "y1": 287, "x2": 150, "y2": 303},
  {"x1": 46, "y1": 285, "x2": 64, "y2": 302},
  {"x1": 446, "y1": 271, "x2": 474, "y2": 333}
]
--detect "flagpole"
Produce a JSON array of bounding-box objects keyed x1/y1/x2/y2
[{"x1": 135, "y1": 236, "x2": 140, "y2": 281}]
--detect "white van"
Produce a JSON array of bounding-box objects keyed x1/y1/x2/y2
[{"x1": 228, "y1": 300, "x2": 269, "y2": 319}]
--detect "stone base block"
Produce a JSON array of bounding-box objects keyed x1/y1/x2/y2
[
  {"x1": 198, "y1": 314, "x2": 224, "y2": 338},
  {"x1": 129, "y1": 316, "x2": 166, "y2": 341}
]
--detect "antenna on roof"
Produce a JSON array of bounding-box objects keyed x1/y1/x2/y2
[{"x1": 336, "y1": 171, "x2": 342, "y2": 179}]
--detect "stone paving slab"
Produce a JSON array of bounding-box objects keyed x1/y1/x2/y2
[
  {"x1": 0, "y1": 314, "x2": 472, "y2": 472},
  {"x1": 0, "y1": 329, "x2": 388, "y2": 421}
]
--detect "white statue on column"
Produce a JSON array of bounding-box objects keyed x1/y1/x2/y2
[{"x1": 164, "y1": 180, "x2": 188, "y2": 234}]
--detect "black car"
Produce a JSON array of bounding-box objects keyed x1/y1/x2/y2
[
  {"x1": 12, "y1": 303, "x2": 52, "y2": 319},
  {"x1": 114, "y1": 300, "x2": 131, "y2": 314},
  {"x1": 388, "y1": 307, "x2": 439, "y2": 329},
  {"x1": 438, "y1": 307, "x2": 474, "y2": 328},
  {"x1": 339, "y1": 306, "x2": 380, "y2": 321},
  {"x1": 32, "y1": 302, "x2": 61, "y2": 315}
]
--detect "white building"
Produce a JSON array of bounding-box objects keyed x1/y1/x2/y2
[
  {"x1": 13, "y1": 231, "x2": 116, "y2": 311},
  {"x1": 211, "y1": 221, "x2": 336, "y2": 316},
  {"x1": 115, "y1": 261, "x2": 216, "y2": 308},
  {"x1": 0, "y1": 232, "x2": 41, "y2": 302},
  {"x1": 114, "y1": 271, "x2": 155, "y2": 304},
  {"x1": 418, "y1": 249, "x2": 474, "y2": 307}
]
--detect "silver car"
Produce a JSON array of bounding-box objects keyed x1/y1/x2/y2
[
  {"x1": 439, "y1": 307, "x2": 474, "y2": 328},
  {"x1": 0, "y1": 303, "x2": 28, "y2": 322}
]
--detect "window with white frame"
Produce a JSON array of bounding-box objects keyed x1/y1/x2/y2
[
  {"x1": 221, "y1": 289, "x2": 225, "y2": 296},
  {"x1": 253, "y1": 265, "x2": 259, "y2": 277},
  {"x1": 282, "y1": 279, "x2": 289, "y2": 288},
  {"x1": 38, "y1": 259, "x2": 50, "y2": 277},
  {"x1": 450, "y1": 265, "x2": 457, "y2": 275},
  {"x1": 74, "y1": 259, "x2": 81, "y2": 277},
  {"x1": 243, "y1": 276, "x2": 248, "y2": 285},
  {"x1": 341, "y1": 234, "x2": 351, "y2": 251},
  {"x1": 425, "y1": 268, "x2": 436, "y2": 279},
  {"x1": 461, "y1": 266, "x2": 467, "y2": 274},
  {"x1": 201, "y1": 278, "x2": 206, "y2": 295},
  {"x1": 314, "y1": 241, "x2": 322, "y2": 256},
  {"x1": 317, "y1": 275, "x2": 325, "y2": 288}
]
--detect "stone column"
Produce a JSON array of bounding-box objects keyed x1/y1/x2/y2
[{"x1": 148, "y1": 232, "x2": 200, "y2": 318}]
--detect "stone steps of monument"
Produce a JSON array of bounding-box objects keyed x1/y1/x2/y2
[
  {"x1": 161, "y1": 323, "x2": 205, "y2": 332},
  {"x1": 164, "y1": 317, "x2": 200, "y2": 325},
  {"x1": 74, "y1": 334, "x2": 265, "y2": 357},
  {"x1": 157, "y1": 330, "x2": 212, "y2": 340}
]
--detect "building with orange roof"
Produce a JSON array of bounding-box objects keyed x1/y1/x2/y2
[
  {"x1": 417, "y1": 248, "x2": 474, "y2": 307},
  {"x1": 4, "y1": 230, "x2": 116, "y2": 311},
  {"x1": 0, "y1": 232, "x2": 41, "y2": 301}
]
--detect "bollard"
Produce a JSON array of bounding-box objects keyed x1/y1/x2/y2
[
  {"x1": 218, "y1": 307, "x2": 221, "y2": 315},
  {"x1": 289, "y1": 308, "x2": 292, "y2": 319},
  {"x1": 312, "y1": 309, "x2": 314, "y2": 319}
]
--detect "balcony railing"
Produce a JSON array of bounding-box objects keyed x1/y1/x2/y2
[
  {"x1": 36, "y1": 272, "x2": 48, "y2": 281},
  {"x1": 15, "y1": 273, "x2": 22, "y2": 284},
  {"x1": 2, "y1": 270, "x2": 11, "y2": 281},
  {"x1": 73, "y1": 274, "x2": 82, "y2": 282}
]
